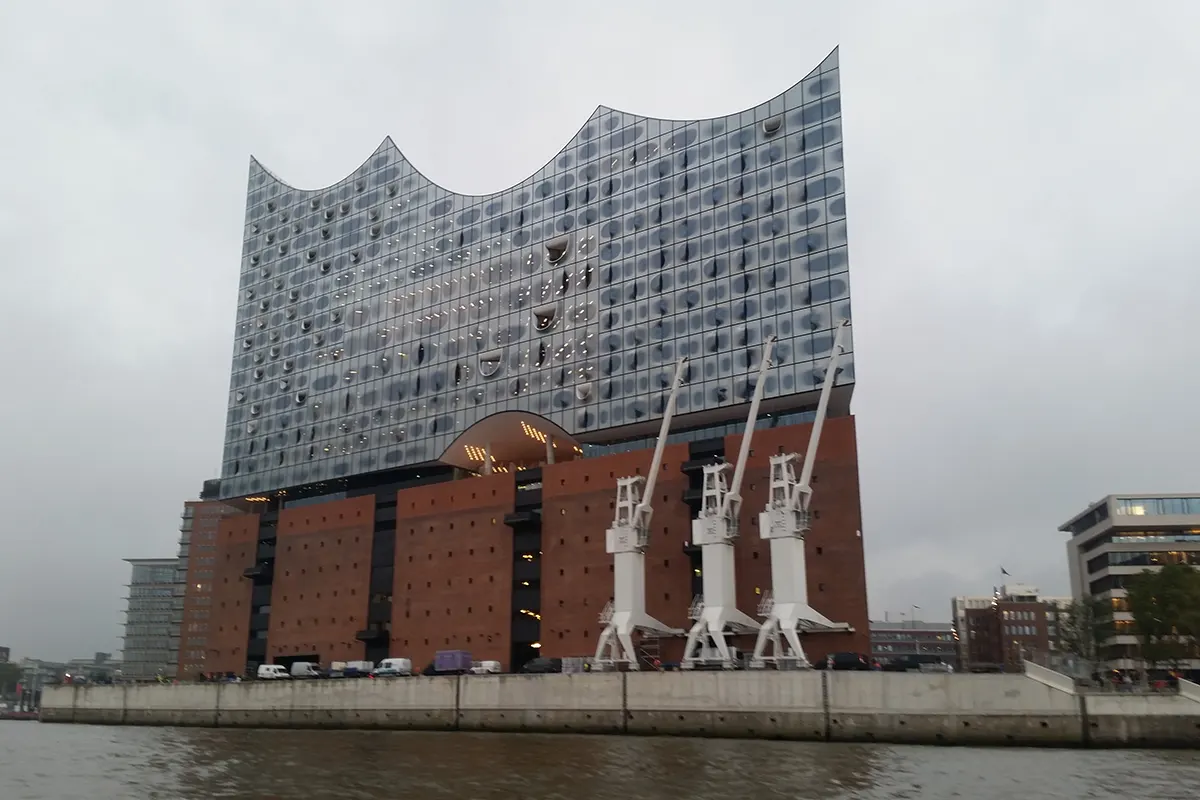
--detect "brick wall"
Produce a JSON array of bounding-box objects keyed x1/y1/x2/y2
[
  {"x1": 391, "y1": 473, "x2": 515, "y2": 670},
  {"x1": 205, "y1": 514, "x2": 258, "y2": 675},
  {"x1": 266, "y1": 495, "x2": 374, "y2": 664},
  {"x1": 541, "y1": 443, "x2": 694, "y2": 662}
]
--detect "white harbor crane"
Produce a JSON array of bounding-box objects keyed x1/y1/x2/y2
[
  {"x1": 680, "y1": 336, "x2": 777, "y2": 670},
  {"x1": 750, "y1": 319, "x2": 854, "y2": 669},
  {"x1": 594, "y1": 357, "x2": 689, "y2": 670}
]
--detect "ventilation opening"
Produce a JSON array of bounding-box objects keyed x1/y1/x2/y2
[
  {"x1": 300, "y1": 320, "x2": 312, "y2": 332},
  {"x1": 479, "y1": 351, "x2": 503, "y2": 378},
  {"x1": 575, "y1": 383, "x2": 592, "y2": 402},
  {"x1": 546, "y1": 238, "x2": 570, "y2": 264},
  {"x1": 295, "y1": 392, "x2": 307, "y2": 405},
  {"x1": 534, "y1": 304, "x2": 559, "y2": 332},
  {"x1": 249, "y1": 404, "x2": 261, "y2": 416},
  {"x1": 762, "y1": 116, "x2": 783, "y2": 136},
  {"x1": 283, "y1": 360, "x2": 294, "y2": 373},
  {"x1": 320, "y1": 262, "x2": 331, "y2": 273}
]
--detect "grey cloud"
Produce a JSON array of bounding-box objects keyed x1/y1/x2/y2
[{"x1": 1, "y1": 1, "x2": 1197, "y2": 659}]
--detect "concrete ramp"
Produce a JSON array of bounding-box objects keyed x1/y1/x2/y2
[{"x1": 1023, "y1": 661, "x2": 1077, "y2": 695}]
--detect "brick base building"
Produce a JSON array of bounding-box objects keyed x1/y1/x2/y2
[{"x1": 197, "y1": 415, "x2": 868, "y2": 676}]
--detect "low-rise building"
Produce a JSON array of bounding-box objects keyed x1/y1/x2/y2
[
  {"x1": 1060, "y1": 493, "x2": 1200, "y2": 671},
  {"x1": 868, "y1": 620, "x2": 956, "y2": 667},
  {"x1": 953, "y1": 585, "x2": 1071, "y2": 672}
]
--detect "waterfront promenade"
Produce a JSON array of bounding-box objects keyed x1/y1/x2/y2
[{"x1": 39, "y1": 665, "x2": 1200, "y2": 748}]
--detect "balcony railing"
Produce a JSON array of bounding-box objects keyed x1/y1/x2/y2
[{"x1": 356, "y1": 628, "x2": 388, "y2": 642}]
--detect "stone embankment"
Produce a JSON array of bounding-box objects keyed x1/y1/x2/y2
[{"x1": 38, "y1": 663, "x2": 1200, "y2": 748}]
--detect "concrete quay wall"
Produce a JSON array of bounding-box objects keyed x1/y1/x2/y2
[{"x1": 39, "y1": 671, "x2": 1200, "y2": 749}]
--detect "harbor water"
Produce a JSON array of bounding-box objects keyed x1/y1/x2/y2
[{"x1": 1, "y1": 720, "x2": 1199, "y2": 799}]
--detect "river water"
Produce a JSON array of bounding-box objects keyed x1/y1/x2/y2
[{"x1": 2, "y1": 721, "x2": 1198, "y2": 799}]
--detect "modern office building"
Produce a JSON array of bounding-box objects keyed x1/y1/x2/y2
[
  {"x1": 1060, "y1": 493, "x2": 1200, "y2": 670},
  {"x1": 121, "y1": 558, "x2": 179, "y2": 679},
  {"x1": 197, "y1": 47, "x2": 868, "y2": 676},
  {"x1": 952, "y1": 585, "x2": 1071, "y2": 672},
  {"x1": 868, "y1": 620, "x2": 956, "y2": 667}
]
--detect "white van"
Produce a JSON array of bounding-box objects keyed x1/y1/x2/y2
[
  {"x1": 257, "y1": 664, "x2": 290, "y2": 680},
  {"x1": 470, "y1": 660, "x2": 501, "y2": 675},
  {"x1": 289, "y1": 662, "x2": 321, "y2": 679},
  {"x1": 372, "y1": 658, "x2": 412, "y2": 677}
]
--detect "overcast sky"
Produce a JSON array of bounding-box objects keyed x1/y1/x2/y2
[{"x1": 1, "y1": 1, "x2": 1197, "y2": 661}]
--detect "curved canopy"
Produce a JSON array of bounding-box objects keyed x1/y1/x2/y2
[{"x1": 438, "y1": 411, "x2": 583, "y2": 473}]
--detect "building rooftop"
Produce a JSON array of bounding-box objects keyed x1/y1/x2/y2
[{"x1": 870, "y1": 620, "x2": 953, "y2": 631}]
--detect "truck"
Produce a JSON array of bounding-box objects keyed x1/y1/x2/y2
[{"x1": 433, "y1": 650, "x2": 472, "y2": 675}]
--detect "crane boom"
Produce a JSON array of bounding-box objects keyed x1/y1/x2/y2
[
  {"x1": 721, "y1": 336, "x2": 777, "y2": 519},
  {"x1": 795, "y1": 320, "x2": 851, "y2": 510},
  {"x1": 633, "y1": 357, "x2": 688, "y2": 531}
]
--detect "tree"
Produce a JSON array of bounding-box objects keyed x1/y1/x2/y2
[
  {"x1": 1126, "y1": 563, "x2": 1200, "y2": 673},
  {"x1": 1058, "y1": 595, "x2": 1108, "y2": 665}
]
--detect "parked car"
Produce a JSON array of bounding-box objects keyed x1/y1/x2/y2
[
  {"x1": 470, "y1": 660, "x2": 501, "y2": 675},
  {"x1": 257, "y1": 664, "x2": 290, "y2": 680},
  {"x1": 372, "y1": 658, "x2": 412, "y2": 678},
  {"x1": 289, "y1": 662, "x2": 321, "y2": 679},
  {"x1": 817, "y1": 652, "x2": 871, "y2": 671},
  {"x1": 881, "y1": 656, "x2": 922, "y2": 672},
  {"x1": 344, "y1": 660, "x2": 374, "y2": 678},
  {"x1": 519, "y1": 657, "x2": 562, "y2": 674}
]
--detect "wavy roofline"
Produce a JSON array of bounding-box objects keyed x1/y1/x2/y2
[{"x1": 249, "y1": 46, "x2": 838, "y2": 200}]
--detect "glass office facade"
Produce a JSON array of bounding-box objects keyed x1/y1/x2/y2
[{"x1": 221, "y1": 48, "x2": 852, "y2": 499}]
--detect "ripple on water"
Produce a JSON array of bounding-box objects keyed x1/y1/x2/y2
[{"x1": 2, "y1": 722, "x2": 1199, "y2": 800}]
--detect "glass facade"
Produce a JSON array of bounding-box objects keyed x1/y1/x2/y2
[
  {"x1": 122, "y1": 558, "x2": 179, "y2": 679},
  {"x1": 1115, "y1": 497, "x2": 1200, "y2": 516},
  {"x1": 221, "y1": 48, "x2": 852, "y2": 499}
]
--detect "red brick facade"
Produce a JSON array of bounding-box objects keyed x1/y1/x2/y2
[
  {"x1": 727, "y1": 415, "x2": 870, "y2": 659},
  {"x1": 205, "y1": 514, "x2": 258, "y2": 675},
  {"x1": 267, "y1": 495, "x2": 375, "y2": 663},
  {"x1": 200, "y1": 417, "x2": 869, "y2": 674},
  {"x1": 177, "y1": 500, "x2": 241, "y2": 678},
  {"x1": 391, "y1": 473, "x2": 515, "y2": 671},
  {"x1": 541, "y1": 443, "x2": 694, "y2": 662}
]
